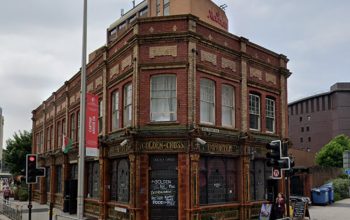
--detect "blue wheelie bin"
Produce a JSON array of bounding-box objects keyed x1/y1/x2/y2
[
  {"x1": 321, "y1": 182, "x2": 334, "y2": 204},
  {"x1": 311, "y1": 187, "x2": 329, "y2": 205}
]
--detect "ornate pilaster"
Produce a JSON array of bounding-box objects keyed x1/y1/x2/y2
[{"x1": 129, "y1": 154, "x2": 136, "y2": 220}]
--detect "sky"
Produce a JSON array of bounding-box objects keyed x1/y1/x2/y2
[{"x1": 0, "y1": 0, "x2": 350, "y2": 145}]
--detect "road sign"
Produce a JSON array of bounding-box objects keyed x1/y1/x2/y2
[{"x1": 272, "y1": 167, "x2": 282, "y2": 179}]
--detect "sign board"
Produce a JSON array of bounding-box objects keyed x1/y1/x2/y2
[
  {"x1": 272, "y1": 168, "x2": 282, "y2": 179},
  {"x1": 86, "y1": 93, "x2": 99, "y2": 157},
  {"x1": 259, "y1": 203, "x2": 272, "y2": 220},
  {"x1": 292, "y1": 201, "x2": 310, "y2": 220}
]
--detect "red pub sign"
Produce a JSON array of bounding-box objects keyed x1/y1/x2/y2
[{"x1": 86, "y1": 93, "x2": 99, "y2": 157}]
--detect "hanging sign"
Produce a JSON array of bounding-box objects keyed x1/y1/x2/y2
[{"x1": 86, "y1": 93, "x2": 99, "y2": 157}]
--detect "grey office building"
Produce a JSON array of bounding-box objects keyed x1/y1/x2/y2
[{"x1": 288, "y1": 83, "x2": 350, "y2": 152}]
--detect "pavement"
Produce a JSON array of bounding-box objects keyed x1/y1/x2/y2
[
  {"x1": 308, "y1": 198, "x2": 350, "y2": 220},
  {"x1": 0, "y1": 196, "x2": 79, "y2": 220}
]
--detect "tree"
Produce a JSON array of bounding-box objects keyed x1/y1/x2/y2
[
  {"x1": 315, "y1": 134, "x2": 350, "y2": 167},
  {"x1": 3, "y1": 130, "x2": 32, "y2": 175}
]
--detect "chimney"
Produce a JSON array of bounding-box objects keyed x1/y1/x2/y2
[
  {"x1": 121, "y1": 9, "x2": 124, "y2": 16},
  {"x1": 132, "y1": 0, "x2": 135, "y2": 8}
]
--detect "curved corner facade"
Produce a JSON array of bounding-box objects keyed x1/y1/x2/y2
[{"x1": 31, "y1": 1, "x2": 291, "y2": 219}]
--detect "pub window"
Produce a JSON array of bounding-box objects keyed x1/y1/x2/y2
[
  {"x1": 150, "y1": 74, "x2": 177, "y2": 122},
  {"x1": 77, "y1": 111, "x2": 80, "y2": 141},
  {"x1": 123, "y1": 83, "x2": 132, "y2": 127},
  {"x1": 200, "y1": 78, "x2": 215, "y2": 124},
  {"x1": 222, "y1": 84, "x2": 235, "y2": 127},
  {"x1": 250, "y1": 159, "x2": 269, "y2": 200},
  {"x1": 98, "y1": 99, "x2": 103, "y2": 133},
  {"x1": 163, "y1": 0, "x2": 170, "y2": 15},
  {"x1": 266, "y1": 98, "x2": 275, "y2": 133},
  {"x1": 199, "y1": 157, "x2": 237, "y2": 204},
  {"x1": 70, "y1": 113, "x2": 76, "y2": 142},
  {"x1": 249, "y1": 94, "x2": 260, "y2": 130},
  {"x1": 46, "y1": 167, "x2": 50, "y2": 193},
  {"x1": 156, "y1": 0, "x2": 161, "y2": 16},
  {"x1": 57, "y1": 121, "x2": 62, "y2": 148},
  {"x1": 87, "y1": 161, "x2": 100, "y2": 198},
  {"x1": 70, "y1": 164, "x2": 78, "y2": 179},
  {"x1": 110, "y1": 158, "x2": 130, "y2": 203},
  {"x1": 55, "y1": 166, "x2": 62, "y2": 193},
  {"x1": 112, "y1": 91, "x2": 120, "y2": 130},
  {"x1": 46, "y1": 127, "x2": 51, "y2": 151}
]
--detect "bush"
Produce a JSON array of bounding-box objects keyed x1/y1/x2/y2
[
  {"x1": 18, "y1": 187, "x2": 28, "y2": 201},
  {"x1": 332, "y1": 178, "x2": 350, "y2": 201}
]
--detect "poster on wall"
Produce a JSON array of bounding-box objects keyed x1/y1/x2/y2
[
  {"x1": 259, "y1": 203, "x2": 272, "y2": 220},
  {"x1": 86, "y1": 93, "x2": 99, "y2": 157}
]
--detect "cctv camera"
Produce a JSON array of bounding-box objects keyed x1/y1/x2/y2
[
  {"x1": 196, "y1": 138, "x2": 207, "y2": 146},
  {"x1": 120, "y1": 139, "x2": 128, "y2": 147}
]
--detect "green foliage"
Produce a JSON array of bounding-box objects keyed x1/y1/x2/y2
[
  {"x1": 3, "y1": 130, "x2": 32, "y2": 175},
  {"x1": 315, "y1": 135, "x2": 350, "y2": 167},
  {"x1": 334, "y1": 192, "x2": 341, "y2": 201},
  {"x1": 332, "y1": 178, "x2": 350, "y2": 200},
  {"x1": 18, "y1": 186, "x2": 28, "y2": 201}
]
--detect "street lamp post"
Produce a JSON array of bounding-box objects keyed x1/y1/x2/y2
[{"x1": 77, "y1": 0, "x2": 87, "y2": 219}]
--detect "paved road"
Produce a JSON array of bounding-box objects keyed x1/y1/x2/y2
[{"x1": 309, "y1": 198, "x2": 350, "y2": 220}]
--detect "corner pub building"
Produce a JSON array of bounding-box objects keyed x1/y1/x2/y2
[{"x1": 31, "y1": 0, "x2": 291, "y2": 219}]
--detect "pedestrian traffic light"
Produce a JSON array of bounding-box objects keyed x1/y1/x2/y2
[{"x1": 26, "y1": 154, "x2": 45, "y2": 184}]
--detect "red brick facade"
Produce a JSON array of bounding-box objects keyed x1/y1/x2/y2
[{"x1": 32, "y1": 14, "x2": 290, "y2": 220}]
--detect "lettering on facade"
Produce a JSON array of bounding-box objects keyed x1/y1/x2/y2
[
  {"x1": 122, "y1": 55, "x2": 132, "y2": 70},
  {"x1": 110, "y1": 64, "x2": 120, "y2": 79},
  {"x1": 109, "y1": 144, "x2": 131, "y2": 156},
  {"x1": 207, "y1": 9, "x2": 228, "y2": 30},
  {"x1": 266, "y1": 73, "x2": 277, "y2": 85},
  {"x1": 201, "y1": 50, "x2": 217, "y2": 66},
  {"x1": 138, "y1": 141, "x2": 185, "y2": 152},
  {"x1": 201, "y1": 127, "x2": 220, "y2": 133},
  {"x1": 201, "y1": 143, "x2": 240, "y2": 155},
  {"x1": 222, "y1": 57, "x2": 236, "y2": 72},
  {"x1": 250, "y1": 67, "x2": 263, "y2": 80},
  {"x1": 149, "y1": 46, "x2": 177, "y2": 59}
]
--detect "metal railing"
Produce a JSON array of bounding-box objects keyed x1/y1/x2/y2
[{"x1": 0, "y1": 198, "x2": 23, "y2": 220}]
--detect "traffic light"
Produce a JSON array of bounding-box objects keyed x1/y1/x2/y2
[
  {"x1": 26, "y1": 154, "x2": 45, "y2": 184},
  {"x1": 266, "y1": 140, "x2": 290, "y2": 169},
  {"x1": 286, "y1": 158, "x2": 296, "y2": 177},
  {"x1": 266, "y1": 140, "x2": 282, "y2": 167}
]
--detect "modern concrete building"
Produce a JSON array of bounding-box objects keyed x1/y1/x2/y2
[
  {"x1": 32, "y1": 1, "x2": 291, "y2": 219},
  {"x1": 288, "y1": 82, "x2": 350, "y2": 153}
]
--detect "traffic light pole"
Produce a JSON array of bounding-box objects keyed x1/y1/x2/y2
[
  {"x1": 285, "y1": 174, "x2": 290, "y2": 218},
  {"x1": 28, "y1": 185, "x2": 32, "y2": 220}
]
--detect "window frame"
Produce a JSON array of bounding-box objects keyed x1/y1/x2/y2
[
  {"x1": 199, "y1": 156, "x2": 238, "y2": 205},
  {"x1": 200, "y1": 78, "x2": 215, "y2": 125},
  {"x1": 265, "y1": 97, "x2": 275, "y2": 133},
  {"x1": 163, "y1": 0, "x2": 170, "y2": 15},
  {"x1": 87, "y1": 161, "x2": 100, "y2": 198},
  {"x1": 221, "y1": 84, "x2": 235, "y2": 128},
  {"x1": 112, "y1": 91, "x2": 120, "y2": 130},
  {"x1": 150, "y1": 74, "x2": 177, "y2": 122},
  {"x1": 123, "y1": 83, "x2": 132, "y2": 127},
  {"x1": 98, "y1": 99, "x2": 103, "y2": 134},
  {"x1": 249, "y1": 94, "x2": 261, "y2": 131},
  {"x1": 110, "y1": 158, "x2": 130, "y2": 203},
  {"x1": 55, "y1": 165, "x2": 62, "y2": 193}
]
